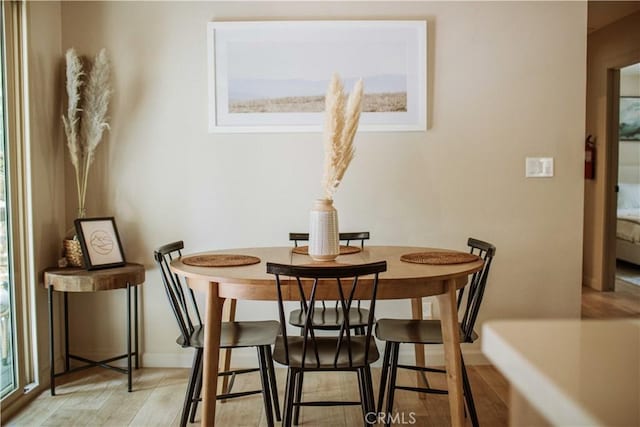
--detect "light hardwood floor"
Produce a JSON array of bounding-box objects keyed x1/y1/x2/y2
[
  {"x1": 581, "y1": 279, "x2": 640, "y2": 319},
  {"x1": 7, "y1": 284, "x2": 639, "y2": 426},
  {"x1": 7, "y1": 365, "x2": 508, "y2": 426}
]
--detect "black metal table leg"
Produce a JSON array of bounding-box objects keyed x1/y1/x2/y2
[
  {"x1": 127, "y1": 282, "x2": 132, "y2": 392},
  {"x1": 64, "y1": 292, "x2": 70, "y2": 372},
  {"x1": 134, "y1": 284, "x2": 139, "y2": 369},
  {"x1": 48, "y1": 285, "x2": 55, "y2": 396}
]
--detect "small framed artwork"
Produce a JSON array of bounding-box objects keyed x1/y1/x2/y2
[
  {"x1": 74, "y1": 217, "x2": 126, "y2": 270},
  {"x1": 619, "y1": 96, "x2": 640, "y2": 141},
  {"x1": 207, "y1": 20, "x2": 427, "y2": 133}
]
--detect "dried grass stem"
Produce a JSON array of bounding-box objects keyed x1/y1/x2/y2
[
  {"x1": 62, "y1": 48, "x2": 111, "y2": 215},
  {"x1": 321, "y1": 74, "x2": 363, "y2": 200}
]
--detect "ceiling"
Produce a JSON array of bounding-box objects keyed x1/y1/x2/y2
[{"x1": 588, "y1": 1, "x2": 640, "y2": 33}]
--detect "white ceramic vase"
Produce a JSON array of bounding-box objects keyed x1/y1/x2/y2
[{"x1": 308, "y1": 198, "x2": 339, "y2": 261}]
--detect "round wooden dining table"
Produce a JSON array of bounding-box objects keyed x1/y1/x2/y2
[{"x1": 170, "y1": 246, "x2": 483, "y2": 427}]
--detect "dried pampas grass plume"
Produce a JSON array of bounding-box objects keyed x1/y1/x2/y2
[
  {"x1": 80, "y1": 48, "x2": 112, "y2": 207},
  {"x1": 61, "y1": 48, "x2": 83, "y2": 210},
  {"x1": 321, "y1": 73, "x2": 363, "y2": 200},
  {"x1": 61, "y1": 48, "x2": 111, "y2": 216}
]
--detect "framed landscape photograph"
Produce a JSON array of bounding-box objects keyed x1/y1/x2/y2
[
  {"x1": 619, "y1": 97, "x2": 640, "y2": 141},
  {"x1": 207, "y1": 20, "x2": 427, "y2": 133},
  {"x1": 75, "y1": 217, "x2": 126, "y2": 270}
]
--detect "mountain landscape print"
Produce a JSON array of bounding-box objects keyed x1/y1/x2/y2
[
  {"x1": 228, "y1": 74, "x2": 407, "y2": 113},
  {"x1": 209, "y1": 21, "x2": 426, "y2": 131}
]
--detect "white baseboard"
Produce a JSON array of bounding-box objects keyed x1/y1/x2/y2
[
  {"x1": 397, "y1": 346, "x2": 489, "y2": 366},
  {"x1": 140, "y1": 352, "x2": 195, "y2": 368},
  {"x1": 122, "y1": 346, "x2": 488, "y2": 369},
  {"x1": 140, "y1": 348, "x2": 261, "y2": 369}
]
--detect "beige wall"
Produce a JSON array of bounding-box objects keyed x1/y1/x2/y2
[
  {"x1": 26, "y1": 1, "x2": 65, "y2": 384},
  {"x1": 583, "y1": 11, "x2": 640, "y2": 290},
  {"x1": 52, "y1": 1, "x2": 586, "y2": 366}
]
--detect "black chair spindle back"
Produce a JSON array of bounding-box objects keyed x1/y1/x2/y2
[
  {"x1": 457, "y1": 238, "x2": 496, "y2": 342},
  {"x1": 267, "y1": 261, "x2": 386, "y2": 368},
  {"x1": 289, "y1": 232, "x2": 371, "y2": 314},
  {"x1": 154, "y1": 241, "x2": 203, "y2": 347},
  {"x1": 289, "y1": 232, "x2": 370, "y2": 249}
]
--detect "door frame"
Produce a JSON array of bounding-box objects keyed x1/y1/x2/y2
[
  {"x1": 602, "y1": 68, "x2": 620, "y2": 292},
  {"x1": 602, "y1": 60, "x2": 640, "y2": 292}
]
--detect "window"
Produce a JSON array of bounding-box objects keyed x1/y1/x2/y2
[
  {"x1": 0, "y1": 1, "x2": 38, "y2": 417},
  {"x1": 0, "y1": 10, "x2": 16, "y2": 396}
]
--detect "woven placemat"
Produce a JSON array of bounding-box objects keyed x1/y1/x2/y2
[
  {"x1": 182, "y1": 254, "x2": 261, "y2": 267},
  {"x1": 400, "y1": 251, "x2": 480, "y2": 265},
  {"x1": 292, "y1": 245, "x2": 362, "y2": 255}
]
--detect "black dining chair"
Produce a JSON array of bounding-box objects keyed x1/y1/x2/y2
[
  {"x1": 154, "y1": 241, "x2": 281, "y2": 427},
  {"x1": 267, "y1": 260, "x2": 387, "y2": 426},
  {"x1": 289, "y1": 231, "x2": 370, "y2": 249},
  {"x1": 375, "y1": 238, "x2": 496, "y2": 427},
  {"x1": 288, "y1": 232, "x2": 371, "y2": 335}
]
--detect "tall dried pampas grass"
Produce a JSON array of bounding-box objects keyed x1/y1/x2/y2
[
  {"x1": 321, "y1": 74, "x2": 363, "y2": 200},
  {"x1": 62, "y1": 48, "x2": 111, "y2": 216},
  {"x1": 61, "y1": 49, "x2": 83, "y2": 211}
]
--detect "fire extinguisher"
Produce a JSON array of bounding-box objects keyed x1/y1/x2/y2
[{"x1": 585, "y1": 135, "x2": 596, "y2": 180}]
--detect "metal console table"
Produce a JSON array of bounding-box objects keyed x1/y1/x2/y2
[{"x1": 44, "y1": 263, "x2": 145, "y2": 394}]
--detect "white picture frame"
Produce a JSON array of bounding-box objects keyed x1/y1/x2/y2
[{"x1": 207, "y1": 20, "x2": 427, "y2": 133}]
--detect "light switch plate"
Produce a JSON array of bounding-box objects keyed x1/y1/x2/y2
[{"x1": 526, "y1": 157, "x2": 554, "y2": 177}]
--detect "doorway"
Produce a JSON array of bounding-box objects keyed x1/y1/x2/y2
[{"x1": 614, "y1": 63, "x2": 640, "y2": 290}]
